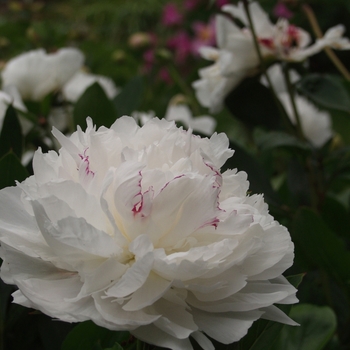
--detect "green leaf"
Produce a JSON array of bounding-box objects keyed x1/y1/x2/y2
[
  {"x1": 271, "y1": 304, "x2": 337, "y2": 350},
  {"x1": 239, "y1": 318, "x2": 287, "y2": 350},
  {"x1": 255, "y1": 131, "x2": 311, "y2": 152},
  {"x1": 104, "y1": 343, "x2": 124, "y2": 350},
  {"x1": 114, "y1": 76, "x2": 143, "y2": 117},
  {"x1": 286, "y1": 273, "x2": 305, "y2": 289},
  {"x1": 224, "y1": 77, "x2": 281, "y2": 130},
  {"x1": 0, "y1": 151, "x2": 29, "y2": 189},
  {"x1": 0, "y1": 105, "x2": 23, "y2": 159},
  {"x1": 330, "y1": 109, "x2": 350, "y2": 143},
  {"x1": 296, "y1": 74, "x2": 350, "y2": 113},
  {"x1": 61, "y1": 321, "x2": 129, "y2": 350},
  {"x1": 73, "y1": 82, "x2": 118, "y2": 129},
  {"x1": 292, "y1": 207, "x2": 350, "y2": 288}
]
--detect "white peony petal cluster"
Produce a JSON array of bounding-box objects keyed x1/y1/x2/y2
[
  {"x1": 1, "y1": 48, "x2": 84, "y2": 101},
  {"x1": 193, "y1": 1, "x2": 350, "y2": 113},
  {"x1": 0, "y1": 117, "x2": 297, "y2": 350}
]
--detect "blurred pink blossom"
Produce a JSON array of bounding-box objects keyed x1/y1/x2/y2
[
  {"x1": 142, "y1": 49, "x2": 155, "y2": 73},
  {"x1": 191, "y1": 18, "x2": 216, "y2": 55},
  {"x1": 216, "y1": 0, "x2": 230, "y2": 8},
  {"x1": 184, "y1": 0, "x2": 201, "y2": 11},
  {"x1": 162, "y1": 3, "x2": 183, "y2": 26},
  {"x1": 167, "y1": 31, "x2": 192, "y2": 64},
  {"x1": 273, "y1": 2, "x2": 294, "y2": 19},
  {"x1": 157, "y1": 67, "x2": 172, "y2": 84}
]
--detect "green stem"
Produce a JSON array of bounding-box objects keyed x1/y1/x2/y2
[
  {"x1": 136, "y1": 339, "x2": 149, "y2": 350},
  {"x1": 167, "y1": 63, "x2": 201, "y2": 115},
  {"x1": 241, "y1": 0, "x2": 295, "y2": 134},
  {"x1": 281, "y1": 62, "x2": 305, "y2": 140}
]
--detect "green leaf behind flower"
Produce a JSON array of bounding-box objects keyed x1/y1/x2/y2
[
  {"x1": 61, "y1": 321, "x2": 130, "y2": 350},
  {"x1": 293, "y1": 208, "x2": 350, "y2": 288},
  {"x1": 0, "y1": 105, "x2": 23, "y2": 159},
  {"x1": 296, "y1": 74, "x2": 350, "y2": 113},
  {"x1": 73, "y1": 82, "x2": 118, "y2": 129},
  {"x1": 114, "y1": 76, "x2": 143, "y2": 117},
  {"x1": 0, "y1": 151, "x2": 29, "y2": 189},
  {"x1": 271, "y1": 304, "x2": 337, "y2": 350}
]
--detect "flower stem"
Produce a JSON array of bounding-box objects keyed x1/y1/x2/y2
[
  {"x1": 281, "y1": 62, "x2": 305, "y2": 140},
  {"x1": 302, "y1": 4, "x2": 350, "y2": 81},
  {"x1": 241, "y1": 0, "x2": 295, "y2": 134},
  {"x1": 167, "y1": 63, "x2": 201, "y2": 115}
]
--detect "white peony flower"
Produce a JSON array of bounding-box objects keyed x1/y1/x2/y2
[
  {"x1": 1, "y1": 48, "x2": 84, "y2": 101},
  {"x1": 221, "y1": 2, "x2": 350, "y2": 64},
  {"x1": 262, "y1": 64, "x2": 332, "y2": 147},
  {"x1": 62, "y1": 71, "x2": 120, "y2": 103},
  {"x1": 193, "y1": 1, "x2": 350, "y2": 112},
  {"x1": 0, "y1": 117, "x2": 297, "y2": 350}
]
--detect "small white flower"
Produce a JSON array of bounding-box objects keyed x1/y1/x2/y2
[
  {"x1": 1, "y1": 48, "x2": 84, "y2": 101},
  {"x1": 164, "y1": 103, "x2": 216, "y2": 136},
  {"x1": 0, "y1": 117, "x2": 297, "y2": 350},
  {"x1": 278, "y1": 92, "x2": 332, "y2": 147},
  {"x1": 133, "y1": 102, "x2": 216, "y2": 136},
  {"x1": 62, "y1": 71, "x2": 120, "y2": 103},
  {"x1": 262, "y1": 64, "x2": 332, "y2": 147}
]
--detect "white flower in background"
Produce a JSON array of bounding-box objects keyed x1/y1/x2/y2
[
  {"x1": 262, "y1": 64, "x2": 332, "y2": 147},
  {"x1": 221, "y1": 2, "x2": 350, "y2": 64},
  {"x1": 132, "y1": 99, "x2": 216, "y2": 136},
  {"x1": 0, "y1": 89, "x2": 31, "y2": 134},
  {"x1": 62, "y1": 71, "x2": 120, "y2": 103},
  {"x1": 131, "y1": 110, "x2": 156, "y2": 125},
  {"x1": 0, "y1": 117, "x2": 297, "y2": 350},
  {"x1": 164, "y1": 103, "x2": 216, "y2": 136},
  {"x1": 1, "y1": 48, "x2": 84, "y2": 101},
  {"x1": 278, "y1": 92, "x2": 332, "y2": 147},
  {"x1": 193, "y1": 1, "x2": 350, "y2": 112},
  {"x1": 192, "y1": 47, "x2": 246, "y2": 113}
]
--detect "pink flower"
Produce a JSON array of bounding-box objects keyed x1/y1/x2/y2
[
  {"x1": 273, "y1": 2, "x2": 294, "y2": 19},
  {"x1": 167, "y1": 31, "x2": 192, "y2": 64},
  {"x1": 142, "y1": 49, "x2": 155, "y2": 73},
  {"x1": 161, "y1": 3, "x2": 183, "y2": 27},
  {"x1": 157, "y1": 67, "x2": 172, "y2": 85},
  {"x1": 191, "y1": 18, "x2": 216, "y2": 56},
  {"x1": 216, "y1": 0, "x2": 230, "y2": 8},
  {"x1": 184, "y1": 0, "x2": 201, "y2": 11}
]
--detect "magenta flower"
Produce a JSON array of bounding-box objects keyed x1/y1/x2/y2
[
  {"x1": 184, "y1": 0, "x2": 201, "y2": 11},
  {"x1": 167, "y1": 31, "x2": 193, "y2": 64},
  {"x1": 273, "y1": 2, "x2": 294, "y2": 19},
  {"x1": 191, "y1": 18, "x2": 216, "y2": 56},
  {"x1": 216, "y1": 0, "x2": 230, "y2": 8},
  {"x1": 161, "y1": 3, "x2": 183, "y2": 27}
]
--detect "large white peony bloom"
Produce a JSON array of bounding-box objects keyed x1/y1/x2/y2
[
  {"x1": 193, "y1": 1, "x2": 350, "y2": 112},
  {"x1": 1, "y1": 48, "x2": 84, "y2": 101},
  {"x1": 0, "y1": 117, "x2": 297, "y2": 350}
]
